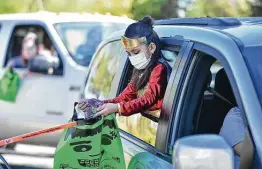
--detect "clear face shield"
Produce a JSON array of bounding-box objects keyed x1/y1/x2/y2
[{"x1": 121, "y1": 36, "x2": 147, "y2": 49}]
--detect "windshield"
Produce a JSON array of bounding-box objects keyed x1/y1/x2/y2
[
  {"x1": 243, "y1": 46, "x2": 262, "y2": 106},
  {"x1": 54, "y1": 22, "x2": 128, "y2": 66}
]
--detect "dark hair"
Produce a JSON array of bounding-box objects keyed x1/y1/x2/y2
[
  {"x1": 124, "y1": 15, "x2": 163, "y2": 90},
  {"x1": 43, "y1": 34, "x2": 52, "y2": 50}
]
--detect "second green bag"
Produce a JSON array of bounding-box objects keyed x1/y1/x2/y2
[{"x1": 0, "y1": 68, "x2": 21, "y2": 102}]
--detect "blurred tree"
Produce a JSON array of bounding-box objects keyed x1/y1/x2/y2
[
  {"x1": 160, "y1": 0, "x2": 178, "y2": 18},
  {"x1": 0, "y1": 0, "x2": 133, "y2": 18},
  {"x1": 131, "y1": 0, "x2": 178, "y2": 20},
  {"x1": 250, "y1": 0, "x2": 262, "y2": 16},
  {"x1": 42, "y1": 0, "x2": 132, "y2": 17},
  {"x1": 186, "y1": 0, "x2": 251, "y2": 17},
  {"x1": 0, "y1": 0, "x2": 30, "y2": 13}
]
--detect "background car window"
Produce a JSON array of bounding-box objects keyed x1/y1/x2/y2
[
  {"x1": 55, "y1": 22, "x2": 128, "y2": 66},
  {"x1": 117, "y1": 49, "x2": 180, "y2": 146},
  {"x1": 84, "y1": 40, "x2": 123, "y2": 100},
  {"x1": 4, "y1": 25, "x2": 62, "y2": 75}
]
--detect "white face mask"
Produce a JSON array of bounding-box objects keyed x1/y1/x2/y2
[{"x1": 129, "y1": 51, "x2": 151, "y2": 70}]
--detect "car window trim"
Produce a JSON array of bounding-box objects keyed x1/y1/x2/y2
[
  {"x1": 162, "y1": 41, "x2": 194, "y2": 155},
  {"x1": 156, "y1": 42, "x2": 191, "y2": 154},
  {"x1": 160, "y1": 36, "x2": 184, "y2": 47}
]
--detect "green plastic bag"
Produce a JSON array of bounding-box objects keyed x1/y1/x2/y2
[
  {"x1": 0, "y1": 68, "x2": 21, "y2": 102},
  {"x1": 54, "y1": 114, "x2": 126, "y2": 169}
]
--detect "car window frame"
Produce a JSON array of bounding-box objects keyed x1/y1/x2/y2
[
  {"x1": 116, "y1": 37, "x2": 189, "y2": 162},
  {"x1": 168, "y1": 41, "x2": 262, "y2": 162},
  {"x1": 54, "y1": 22, "x2": 129, "y2": 67},
  {"x1": 3, "y1": 22, "x2": 64, "y2": 75},
  {"x1": 160, "y1": 41, "x2": 194, "y2": 155}
]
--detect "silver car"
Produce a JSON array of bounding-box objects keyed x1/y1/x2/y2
[{"x1": 0, "y1": 11, "x2": 134, "y2": 148}]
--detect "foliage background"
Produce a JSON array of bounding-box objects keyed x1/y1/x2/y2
[{"x1": 0, "y1": 0, "x2": 261, "y2": 19}]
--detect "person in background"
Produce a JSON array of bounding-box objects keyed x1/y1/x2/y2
[
  {"x1": 78, "y1": 15, "x2": 169, "y2": 118},
  {"x1": 38, "y1": 34, "x2": 57, "y2": 58},
  {"x1": 7, "y1": 32, "x2": 39, "y2": 69}
]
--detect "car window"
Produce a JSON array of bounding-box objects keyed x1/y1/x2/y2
[
  {"x1": 4, "y1": 25, "x2": 63, "y2": 75},
  {"x1": 84, "y1": 40, "x2": 123, "y2": 100},
  {"x1": 182, "y1": 47, "x2": 260, "y2": 168},
  {"x1": 168, "y1": 46, "x2": 250, "y2": 161},
  {"x1": 55, "y1": 22, "x2": 128, "y2": 66},
  {"x1": 117, "y1": 49, "x2": 180, "y2": 146}
]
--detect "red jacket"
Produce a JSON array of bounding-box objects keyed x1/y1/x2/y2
[{"x1": 104, "y1": 63, "x2": 168, "y2": 116}]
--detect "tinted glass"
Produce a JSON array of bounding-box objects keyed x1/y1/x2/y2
[
  {"x1": 117, "y1": 49, "x2": 179, "y2": 146},
  {"x1": 84, "y1": 40, "x2": 123, "y2": 100},
  {"x1": 55, "y1": 22, "x2": 128, "y2": 66}
]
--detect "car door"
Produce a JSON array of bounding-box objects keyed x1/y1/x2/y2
[
  {"x1": 0, "y1": 22, "x2": 71, "y2": 144},
  {"x1": 166, "y1": 39, "x2": 262, "y2": 168},
  {"x1": 111, "y1": 37, "x2": 190, "y2": 167}
]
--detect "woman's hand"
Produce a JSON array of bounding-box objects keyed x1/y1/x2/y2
[
  {"x1": 78, "y1": 99, "x2": 91, "y2": 112},
  {"x1": 78, "y1": 98, "x2": 103, "y2": 112},
  {"x1": 93, "y1": 103, "x2": 118, "y2": 117}
]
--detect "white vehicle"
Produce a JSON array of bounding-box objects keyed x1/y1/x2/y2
[{"x1": 0, "y1": 11, "x2": 134, "y2": 148}]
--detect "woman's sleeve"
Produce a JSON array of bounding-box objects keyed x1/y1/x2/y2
[
  {"x1": 119, "y1": 64, "x2": 167, "y2": 116},
  {"x1": 103, "y1": 82, "x2": 137, "y2": 103}
]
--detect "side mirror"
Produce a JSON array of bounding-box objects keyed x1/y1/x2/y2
[
  {"x1": 173, "y1": 134, "x2": 234, "y2": 169},
  {"x1": 28, "y1": 55, "x2": 59, "y2": 75}
]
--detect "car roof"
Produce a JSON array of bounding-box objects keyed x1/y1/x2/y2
[
  {"x1": 154, "y1": 17, "x2": 262, "y2": 47},
  {"x1": 0, "y1": 11, "x2": 135, "y2": 24},
  {"x1": 98, "y1": 17, "x2": 262, "y2": 48}
]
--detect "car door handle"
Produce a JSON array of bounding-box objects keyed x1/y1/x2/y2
[
  {"x1": 46, "y1": 111, "x2": 63, "y2": 116},
  {"x1": 69, "y1": 86, "x2": 81, "y2": 91}
]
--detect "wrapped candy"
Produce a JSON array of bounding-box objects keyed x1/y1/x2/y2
[{"x1": 75, "y1": 99, "x2": 104, "y2": 120}]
